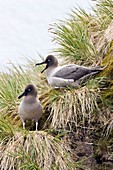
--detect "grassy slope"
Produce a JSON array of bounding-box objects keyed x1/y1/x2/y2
[{"x1": 0, "y1": 0, "x2": 113, "y2": 169}]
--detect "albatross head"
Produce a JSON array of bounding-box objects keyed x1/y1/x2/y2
[
  {"x1": 18, "y1": 84, "x2": 37, "y2": 99},
  {"x1": 35, "y1": 55, "x2": 58, "y2": 73}
]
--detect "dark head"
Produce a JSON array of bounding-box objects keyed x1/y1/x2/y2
[
  {"x1": 18, "y1": 84, "x2": 37, "y2": 99},
  {"x1": 35, "y1": 55, "x2": 58, "y2": 73}
]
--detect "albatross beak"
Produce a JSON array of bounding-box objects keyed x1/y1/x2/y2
[
  {"x1": 35, "y1": 61, "x2": 46, "y2": 66},
  {"x1": 18, "y1": 91, "x2": 26, "y2": 99},
  {"x1": 35, "y1": 61, "x2": 48, "y2": 73}
]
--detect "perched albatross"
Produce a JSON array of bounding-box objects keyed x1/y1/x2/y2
[
  {"x1": 18, "y1": 84, "x2": 43, "y2": 130},
  {"x1": 36, "y1": 55, "x2": 106, "y2": 88}
]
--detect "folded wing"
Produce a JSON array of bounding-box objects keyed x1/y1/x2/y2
[{"x1": 53, "y1": 65, "x2": 100, "y2": 81}]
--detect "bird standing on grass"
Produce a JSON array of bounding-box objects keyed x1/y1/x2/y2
[
  {"x1": 18, "y1": 84, "x2": 43, "y2": 130},
  {"x1": 35, "y1": 55, "x2": 106, "y2": 88}
]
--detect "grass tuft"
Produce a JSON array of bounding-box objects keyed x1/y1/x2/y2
[
  {"x1": 0, "y1": 118, "x2": 14, "y2": 143},
  {"x1": 0, "y1": 131, "x2": 77, "y2": 170},
  {"x1": 42, "y1": 87, "x2": 99, "y2": 131}
]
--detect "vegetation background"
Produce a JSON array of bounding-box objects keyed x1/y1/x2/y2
[{"x1": 0, "y1": 0, "x2": 113, "y2": 169}]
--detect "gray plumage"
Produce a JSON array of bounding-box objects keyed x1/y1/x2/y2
[
  {"x1": 53, "y1": 64, "x2": 103, "y2": 81},
  {"x1": 18, "y1": 84, "x2": 43, "y2": 130},
  {"x1": 36, "y1": 55, "x2": 106, "y2": 88}
]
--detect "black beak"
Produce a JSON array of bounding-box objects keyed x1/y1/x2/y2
[
  {"x1": 18, "y1": 91, "x2": 26, "y2": 99},
  {"x1": 35, "y1": 61, "x2": 46, "y2": 66},
  {"x1": 35, "y1": 61, "x2": 48, "y2": 73}
]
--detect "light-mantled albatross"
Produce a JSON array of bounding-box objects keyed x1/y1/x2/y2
[
  {"x1": 35, "y1": 55, "x2": 106, "y2": 88},
  {"x1": 18, "y1": 84, "x2": 43, "y2": 130}
]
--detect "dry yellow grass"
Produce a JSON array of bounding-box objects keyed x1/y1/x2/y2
[{"x1": 0, "y1": 131, "x2": 76, "y2": 170}]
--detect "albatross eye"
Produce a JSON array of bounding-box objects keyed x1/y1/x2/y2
[
  {"x1": 28, "y1": 88, "x2": 31, "y2": 92},
  {"x1": 47, "y1": 59, "x2": 51, "y2": 62}
]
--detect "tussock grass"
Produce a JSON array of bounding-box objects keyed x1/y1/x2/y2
[
  {"x1": 50, "y1": 8, "x2": 97, "y2": 65},
  {"x1": 95, "y1": 0, "x2": 113, "y2": 29},
  {"x1": 50, "y1": 0, "x2": 113, "y2": 66},
  {"x1": 0, "y1": 118, "x2": 14, "y2": 143},
  {"x1": 41, "y1": 77, "x2": 113, "y2": 138},
  {"x1": 103, "y1": 116, "x2": 113, "y2": 136},
  {"x1": 0, "y1": 131, "x2": 77, "y2": 170},
  {"x1": 42, "y1": 87, "x2": 99, "y2": 130},
  {"x1": 50, "y1": 16, "x2": 96, "y2": 65}
]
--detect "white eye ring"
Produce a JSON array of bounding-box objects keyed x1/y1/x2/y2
[
  {"x1": 48, "y1": 59, "x2": 51, "y2": 62},
  {"x1": 28, "y1": 88, "x2": 31, "y2": 92}
]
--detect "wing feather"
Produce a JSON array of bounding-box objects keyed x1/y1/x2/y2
[{"x1": 53, "y1": 65, "x2": 90, "y2": 81}]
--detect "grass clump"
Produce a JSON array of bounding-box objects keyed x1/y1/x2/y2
[
  {"x1": 0, "y1": 118, "x2": 14, "y2": 143},
  {"x1": 94, "y1": 0, "x2": 113, "y2": 29},
  {"x1": 50, "y1": 14, "x2": 96, "y2": 65},
  {"x1": 0, "y1": 131, "x2": 77, "y2": 170},
  {"x1": 42, "y1": 87, "x2": 99, "y2": 131},
  {"x1": 50, "y1": 0, "x2": 113, "y2": 65}
]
